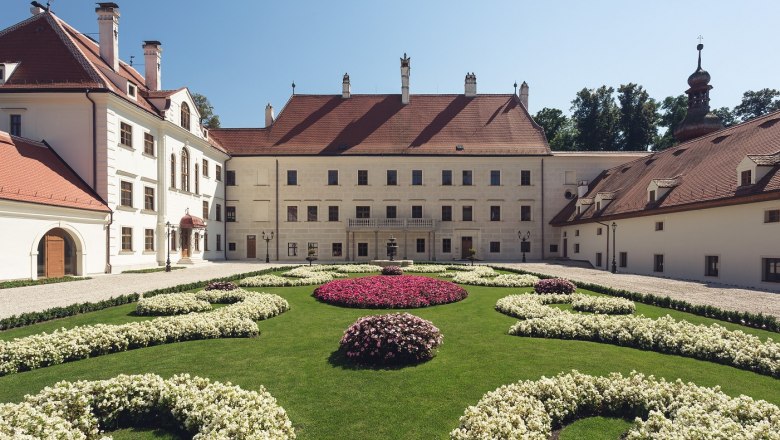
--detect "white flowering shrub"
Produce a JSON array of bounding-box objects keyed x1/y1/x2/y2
[
  {"x1": 497, "y1": 294, "x2": 634, "y2": 318},
  {"x1": 0, "y1": 373, "x2": 295, "y2": 439},
  {"x1": 402, "y1": 264, "x2": 450, "y2": 273},
  {"x1": 571, "y1": 294, "x2": 635, "y2": 314},
  {"x1": 333, "y1": 264, "x2": 383, "y2": 273},
  {"x1": 453, "y1": 273, "x2": 539, "y2": 287},
  {"x1": 240, "y1": 273, "x2": 336, "y2": 287},
  {"x1": 451, "y1": 370, "x2": 780, "y2": 439},
  {"x1": 281, "y1": 267, "x2": 349, "y2": 279},
  {"x1": 136, "y1": 293, "x2": 212, "y2": 315}
]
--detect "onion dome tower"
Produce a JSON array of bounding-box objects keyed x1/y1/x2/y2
[{"x1": 674, "y1": 43, "x2": 724, "y2": 142}]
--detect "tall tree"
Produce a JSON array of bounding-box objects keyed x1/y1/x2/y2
[
  {"x1": 533, "y1": 108, "x2": 568, "y2": 147},
  {"x1": 654, "y1": 94, "x2": 687, "y2": 151},
  {"x1": 192, "y1": 93, "x2": 221, "y2": 129},
  {"x1": 713, "y1": 107, "x2": 737, "y2": 127},
  {"x1": 570, "y1": 86, "x2": 619, "y2": 151},
  {"x1": 548, "y1": 118, "x2": 579, "y2": 151},
  {"x1": 733, "y1": 88, "x2": 780, "y2": 122},
  {"x1": 617, "y1": 83, "x2": 659, "y2": 151}
]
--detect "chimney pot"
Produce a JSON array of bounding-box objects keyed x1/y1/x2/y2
[
  {"x1": 577, "y1": 180, "x2": 589, "y2": 198},
  {"x1": 142, "y1": 41, "x2": 162, "y2": 91},
  {"x1": 265, "y1": 103, "x2": 275, "y2": 128},
  {"x1": 400, "y1": 53, "x2": 410, "y2": 105},
  {"x1": 342, "y1": 73, "x2": 351, "y2": 99},
  {"x1": 464, "y1": 72, "x2": 477, "y2": 97},
  {"x1": 95, "y1": 2, "x2": 120, "y2": 71},
  {"x1": 519, "y1": 81, "x2": 529, "y2": 109}
]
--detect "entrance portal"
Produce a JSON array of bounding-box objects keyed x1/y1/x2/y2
[
  {"x1": 461, "y1": 236, "x2": 473, "y2": 259},
  {"x1": 181, "y1": 228, "x2": 191, "y2": 258},
  {"x1": 37, "y1": 228, "x2": 76, "y2": 278}
]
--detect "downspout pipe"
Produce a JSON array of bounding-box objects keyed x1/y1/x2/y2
[
  {"x1": 275, "y1": 159, "x2": 279, "y2": 262},
  {"x1": 105, "y1": 210, "x2": 113, "y2": 273},
  {"x1": 540, "y1": 157, "x2": 545, "y2": 260},
  {"x1": 223, "y1": 156, "x2": 231, "y2": 261},
  {"x1": 595, "y1": 221, "x2": 610, "y2": 271},
  {"x1": 85, "y1": 90, "x2": 98, "y2": 190}
]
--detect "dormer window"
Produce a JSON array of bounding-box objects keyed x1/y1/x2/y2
[
  {"x1": 0, "y1": 65, "x2": 4, "y2": 84},
  {"x1": 0, "y1": 63, "x2": 20, "y2": 85},
  {"x1": 127, "y1": 83, "x2": 137, "y2": 98},
  {"x1": 181, "y1": 102, "x2": 191, "y2": 131},
  {"x1": 649, "y1": 190, "x2": 656, "y2": 203},
  {"x1": 596, "y1": 202, "x2": 601, "y2": 211},
  {"x1": 740, "y1": 170, "x2": 752, "y2": 186}
]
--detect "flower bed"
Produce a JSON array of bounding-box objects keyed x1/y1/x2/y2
[
  {"x1": 340, "y1": 313, "x2": 443, "y2": 365},
  {"x1": 496, "y1": 293, "x2": 635, "y2": 319},
  {"x1": 402, "y1": 264, "x2": 450, "y2": 273},
  {"x1": 533, "y1": 278, "x2": 576, "y2": 294},
  {"x1": 205, "y1": 280, "x2": 238, "y2": 291},
  {"x1": 136, "y1": 293, "x2": 212, "y2": 315},
  {"x1": 240, "y1": 273, "x2": 335, "y2": 287},
  {"x1": 313, "y1": 275, "x2": 467, "y2": 308},
  {"x1": 450, "y1": 370, "x2": 780, "y2": 439},
  {"x1": 0, "y1": 373, "x2": 295, "y2": 439},
  {"x1": 453, "y1": 272, "x2": 539, "y2": 287},
  {"x1": 571, "y1": 294, "x2": 635, "y2": 314},
  {"x1": 381, "y1": 266, "x2": 403, "y2": 275}
]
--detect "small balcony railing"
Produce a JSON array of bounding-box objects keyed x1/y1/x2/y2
[{"x1": 347, "y1": 218, "x2": 436, "y2": 231}]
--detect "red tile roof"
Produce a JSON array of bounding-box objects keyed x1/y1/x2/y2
[
  {"x1": 0, "y1": 131, "x2": 110, "y2": 212},
  {"x1": 210, "y1": 94, "x2": 550, "y2": 156},
  {"x1": 551, "y1": 111, "x2": 780, "y2": 226}
]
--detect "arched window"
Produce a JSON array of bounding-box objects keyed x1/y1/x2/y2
[
  {"x1": 194, "y1": 163, "x2": 200, "y2": 195},
  {"x1": 170, "y1": 154, "x2": 176, "y2": 189},
  {"x1": 181, "y1": 102, "x2": 191, "y2": 130},
  {"x1": 181, "y1": 148, "x2": 190, "y2": 192}
]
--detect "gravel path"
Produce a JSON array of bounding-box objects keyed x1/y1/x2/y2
[
  {"x1": 0, "y1": 262, "x2": 295, "y2": 319},
  {"x1": 494, "y1": 261, "x2": 780, "y2": 319}
]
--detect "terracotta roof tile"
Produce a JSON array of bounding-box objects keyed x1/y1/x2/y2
[
  {"x1": 210, "y1": 94, "x2": 550, "y2": 156},
  {"x1": 0, "y1": 131, "x2": 109, "y2": 212}
]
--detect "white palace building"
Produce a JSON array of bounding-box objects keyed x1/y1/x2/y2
[{"x1": 0, "y1": 3, "x2": 778, "y2": 291}]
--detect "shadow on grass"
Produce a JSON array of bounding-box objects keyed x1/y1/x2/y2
[{"x1": 327, "y1": 349, "x2": 431, "y2": 371}]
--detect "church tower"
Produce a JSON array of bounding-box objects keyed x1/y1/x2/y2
[{"x1": 673, "y1": 43, "x2": 724, "y2": 142}]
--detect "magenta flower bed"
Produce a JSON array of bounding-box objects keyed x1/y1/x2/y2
[
  {"x1": 204, "y1": 281, "x2": 238, "y2": 291},
  {"x1": 533, "y1": 278, "x2": 576, "y2": 294},
  {"x1": 313, "y1": 275, "x2": 467, "y2": 308},
  {"x1": 340, "y1": 313, "x2": 443, "y2": 365}
]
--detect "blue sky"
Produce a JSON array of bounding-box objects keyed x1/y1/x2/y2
[{"x1": 4, "y1": 1, "x2": 779, "y2": 127}]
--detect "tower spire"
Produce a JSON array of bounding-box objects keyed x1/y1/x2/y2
[{"x1": 673, "y1": 41, "x2": 723, "y2": 143}]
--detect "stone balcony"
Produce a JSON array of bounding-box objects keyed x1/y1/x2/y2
[{"x1": 346, "y1": 218, "x2": 436, "y2": 231}]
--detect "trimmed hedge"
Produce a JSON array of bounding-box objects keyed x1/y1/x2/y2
[
  {"x1": 0, "y1": 294, "x2": 139, "y2": 330},
  {"x1": 494, "y1": 265, "x2": 780, "y2": 333},
  {"x1": 0, "y1": 276, "x2": 90, "y2": 290}
]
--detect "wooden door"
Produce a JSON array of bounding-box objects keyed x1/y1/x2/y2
[
  {"x1": 247, "y1": 235, "x2": 257, "y2": 258},
  {"x1": 45, "y1": 232, "x2": 65, "y2": 278},
  {"x1": 181, "y1": 229, "x2": 191, "y2": 257},
  {"x1": 563, "y1": 238, "x2": 568, "y2": 258},
  {"x1": 461, "y1": 236, "x2": 473, "y2": 259}
]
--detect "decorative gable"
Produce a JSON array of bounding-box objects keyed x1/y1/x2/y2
[{"x1": 0, "y1": 62, "x2": 20, "y2": 84}]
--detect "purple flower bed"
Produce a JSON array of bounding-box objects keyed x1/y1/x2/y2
[
  {"x1": 313, "y1": 275, "x2": 467, "y2": 308},
  {"x1": 205, "y1": 281, "x2": 238, "y2": 291},
  {"x1": 381, "y1": 266, "x2": 403, "y2": 276},
  {"x1": 533, "y1": 278, "x2": 576, "y2": 294},
  {"x1": 340, "y1": 313, "x2": 443, "y2": 365}
]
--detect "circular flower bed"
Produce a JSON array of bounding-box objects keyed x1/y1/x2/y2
[
  {"x1": 340, "y1": 313, "x2": 443, "y2": 365},
  {"x1": 313, "y1": 275, "x2": 467, "y2": 308},
  {"x1": 533, "y1": 278, "x2": 576, "y2": 294},
  {"x1": 381, "y1": 266, "x2": 403, "y2": 276}
]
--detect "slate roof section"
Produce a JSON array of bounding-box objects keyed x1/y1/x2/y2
[
  {"x1": 0, "y1": 131, "x2": 110, "y2": 212},
  {"x1": 210, "y1": 94, "x2": 550, "y2": 156},
  {"x1": 551, "y1": 111, "x2": 780, "y2": 225}
]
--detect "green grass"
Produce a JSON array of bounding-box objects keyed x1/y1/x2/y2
[
  {"x1": 0, "y1": 275, "x2": 778, "y2": 439},
  {"x1": 559, "y1": 417, "x2": 633, "y2": 439},
  {"x1": 122, "y1": 267, "x2": 185, "y2": 274},
  {"x1": 0, "y1": 275, "x2": 90, "y2": 289}
]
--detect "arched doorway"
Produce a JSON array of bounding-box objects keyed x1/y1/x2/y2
[{"x1": 37, "y1": 228, "x2": 77, "y2": 278}]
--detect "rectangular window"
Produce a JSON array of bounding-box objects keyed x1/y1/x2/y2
[
  {"x1": 521, "y1": 205, "x2": 532, "y2": 221},
  {"x1": 226, "y1": 206, "x2": 236, "y2": 222},
  {"x1": 194, "y1": 233, "x2": 200, "y2": 252},
  {"x1": 763, "y1": 258, "x2": 780, "y2": 283},
  {"x1": 462, "y1": 205, "x2": 473, "y2": 221},
  {"x1": 442, "y1": 238, "x2": 452, "y2": 253},
  {"x1": 215, "y1": 165, "x2": 222, "y2": 181},
  {"x1": 386, "y1": 206, "x2": 397, "y2": 219},
  {"x1": 596, "y1": 252, "x2": 603, "y2": 267},
  {"x1": 228, "y1": 242, "x2": 236, "y2": 251},
  {"x1": 490, "y1": 206, "x2": 501, "y2": 221},
  {"x1": 549, "y1": 244, "x2": 559, "y2": 253},
  {"x1": 490, "y1": 170, "x2": 501, "y2": 186},
  {"x1": 412, "y1": 205, "x2": 423, "y2": 218},
  {"x1": 575, "y1": 230, "x2": 580, "y2": 237},
  {"x1": 202, "y1": 159, "x2": 209, "y2": 177},
  {"x1": 288, "y1": 243, "x2": 298, "y2": 257},
  {"x1": 416, "y1": 238, "x2": 425, "y2": 253},
  {"x1": 9, "y1": 114, "x2": 21, "y2": 137},
  {"x1": 328, "y1": 206, "x2": 339, "y2": 222},
  {"x1": 764, "y1": 209, "x2": 780, "y2": 223},
  {"x1": 574, "y1": 243, "x2": 580, "y2": 253},
  {"x1": 287, "y1": 206, "x2": 298, "y2": 222},
  {"x1": 387, "y1": 170, "x2": 397, "y2": 186},
  {"x1": 143, "y1": 132, "x2": 154, "y2": 155},
  {"x1": 655, "y1": 221, "x2": 664, "y2": 231},
  {"x1": 328, "y1": 170, "x2": 339, "y2": 185},
  {"x1": 307, "y1": 242, "x2": 318, "y2": 256},
  {"x1": 120, "y1": 122, "x2": 132, "y2": 147},
  {"x1": 442, "y1": 170, "x2": 452, "y2": 186},
  {"x1": 564, "y1": 170, "x2": 577, "y2": 185},
  {"x1": 120, "y1": 181, "x2": 133, "y2": 207},
  {"x1": 412, "y1": 170, "x2": 423, "y2": 185},
  {"x1": 144, "y1": 229, "x2": 154, "y2": 251},
  {"x1": 462, "y1": 170, "x2": 473, "y2": 186},
  {"x1": 649, "y1": 190, "x2": 656, "y2": 202},
  {"x1": 216, "y1": 204, "x2": 222, "y2": 222},
  {"x1": 332, "y1": 243, "x2": 343, "y2": 257},
  {"x1": 170, "y1": 230, "x2": 177, "y2": 251},
  {"x1": 204, "y1": 232, "x2": 209, "y2": 252},
  {"x1": 520, "y1": 170, "x2": 531, "y2": 186},
  {"x1": 357, "y1": 170, "x2": 368, "y2": 185},
  {"x1": 226, "y1": 170, "x2": 236, "y2": 186},
  {"x1": 619, "y1": 252, "x2": 627, "y2": 268},
  {"x1": 490, "y1": 241, "x2": 501, "y2": 253},
  {"x1": 705, "y1": 256, "x2": 719, "y2": 277},
  {"x1": 194, "y1": 164, "x2": 200, "y2": 195},
  {"x1": 121, "y1": 227, "x2": 133, "y2": 251},
  {"x1": 307, "y1": 205, "x2": 318, "y2": 222},
  {"x1": 287, "y1": 170, "x2": 297, "y2": 185},
  {"x1": 144, "y1": 187, "x2": 154, "y2": 211},
  {"x1": 741, "y1": 170, "x2": 752, "y2": 186},
  {"x1": 216, "y1": 234, "x2": 222, "y2": 251},
  {"x1": 596, "y1": 202, "x2": 601, "y2": 211},
  {"x1": 441, "y1": 205, "x2": 452, "y2": 221},
  {"x1": 202, "y1": 200, "x2": 209, "y2": 219},
  {"x1": 356, "y1": 206, "x2": 370, "y2": 219},
  {"x1": 521, "y1": 241, "x2": 531, "y2": 253},
  {"x1": 654, "y1": 254, "x2": 664, "y2": 272},
  {"x1": 597, "y1": 227, "x2": 603, "y2": 236},
  {"x1": 358, "y1": 243, "x2": 368, "y2": 257}
]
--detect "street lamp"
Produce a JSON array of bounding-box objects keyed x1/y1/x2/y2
[
  {"x1": 518, "y1": 230, "x2": 531, "y2": 263},
  {"x1": 386, "y1": 235, "x2": 398, "y2": 261},
  {"x1": 611, "y1": 222, "x2": 617, "y2": 273},
  {"x1": 261, "y1": 231, "x2": 274, "y2": 263},
  {"x1": 165, "y1": 221, "x2": 177, "y2": 272}
]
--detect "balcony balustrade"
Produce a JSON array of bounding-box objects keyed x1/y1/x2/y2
[{"x1": 347, "y1": 218, "x2": 435, "y2": 231}]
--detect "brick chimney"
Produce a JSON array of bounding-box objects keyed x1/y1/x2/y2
[
  {"x1": 142, "y1": 41, "x2": 161, "y2": 91},
  {"x1": 519, "y1": 81, "x2": 529, "y2": 109},
  {"x1": 400, "y1": 53, "x2": 410, "y2": 105},
  {"x1": 95, "y1": 3, "x2": 120, "y2": 71},
  {"x1": 464, "y1": 72, "x2": 477, "y2": 97},
  {"x1": 342, "y1": 73, "x2": 351, "y2": 99},
  {"x1": 265, "y1": 103, "x2": 275, "y2": 127}
]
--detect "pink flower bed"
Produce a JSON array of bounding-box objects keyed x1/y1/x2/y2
[
  {"x1": 340, "y1": 313, "x2": 443, "y2": 365},
  {"x1": 533, "y1": 278, "x2": 576, "y2": 294},
  {"x1": 313, "y1": 275, "x2": 467, "y2": 308}
]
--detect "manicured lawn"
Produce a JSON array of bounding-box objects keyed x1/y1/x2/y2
[
  {"x1": 1, "y1": 274, "x2": 778, "y2": 439},
  {"x1": 0, "y1": 275, "x2": 89, "y2": 289}
]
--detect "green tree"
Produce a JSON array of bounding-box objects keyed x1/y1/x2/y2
[
  {"x1": 570, "y1": 86, "x2": 619, "y2": 151},
  {"x1": 654, "y1": 94, "x2": 687, "y2": 151},
  {"x1": 713, "y1": 107, "x2": 737, "y2": 127},
  {"x1": 533, "y1": 107, "x2": 568, "y2": 144},
  {"x1": 192, "y1": 93, "x2": 221, "y2": 129},
  {"x1": 733, "y1": 88, "x2": 780, "y2": 122},
  {"x1": 617, "y1": 83, "x2": 659, "y2": 151}
]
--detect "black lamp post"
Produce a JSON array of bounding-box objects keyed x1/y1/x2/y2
[
  {"x1": 165, "y1": 221, "x2": 177, "y2": 272},
  {"x1": 518, "y1": 230, "x2": 531, "y2": 263},
  {"x1": 611, "y1": 222, "x2": 617, "y2": 273},
  {"x1": 262, "y1": 231, "x2": 274, "y2": 263}
]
